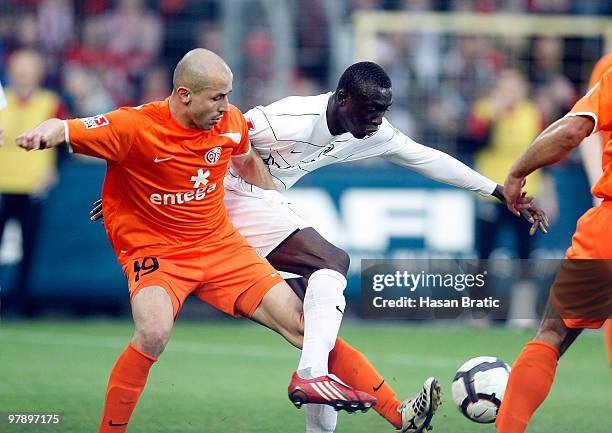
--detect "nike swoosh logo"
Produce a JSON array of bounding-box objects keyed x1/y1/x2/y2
[
  {"x1": 373, "y1": 379, "x2": 385, "y2": 392},
  {"x1": 219, "y1": 132, "x2": 242, "y2": 144},
  {"x1": 108, "y1": 420, "x2": 128, "y2": 427},
  {"x1": 473, "y1": 409, "x2": 488, "y2": 419},
  {"x1": 154, "y1": 156, "x2": 174, "y2": 163},
  {"x1": 335, "y1": 305, "x2": 344, "y2": 315}
]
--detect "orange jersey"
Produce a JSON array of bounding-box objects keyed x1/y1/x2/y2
[
  {"x1": 66, "y1": 99, "x2": 250, "y2": 263},
  {"x1": 587, "y1": 55, "x2": 612, "y2": 200},
  {"x1": 568, "y1": 66, "x2": 612, "y2": 200}
]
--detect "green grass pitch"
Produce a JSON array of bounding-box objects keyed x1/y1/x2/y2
[{"x1": 0, "y1": 320, "x2": 610, "y2": 432}]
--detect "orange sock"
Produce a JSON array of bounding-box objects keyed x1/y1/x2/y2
[
  {"x1": 605, "y1": 320, "x2": 612, "y2": 368},
  {"x1": 328, "y1": 338, "x2": 402, "y2": 429},
  {"x1": 98, "y1": 344, "x2": 157, "y2": 433},
  {"x1": 496, "y1": 341, "x2": 559, "y2": 433}
]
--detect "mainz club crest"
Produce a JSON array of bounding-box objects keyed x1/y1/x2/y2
[{"x1": 205, "y1": 146, "x2": 222, "y2": 164}]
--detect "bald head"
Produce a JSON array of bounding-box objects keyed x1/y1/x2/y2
[
  {"x1": 173, "y1": 48, "x2": 232, "y2": 94},
  {"x1": 170, "y1": 49, "x2": 233, "y2": 130}
]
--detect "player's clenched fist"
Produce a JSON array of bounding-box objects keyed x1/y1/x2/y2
[{"x1": 16, "y1": 118, "x2": 65, "y2": 151}]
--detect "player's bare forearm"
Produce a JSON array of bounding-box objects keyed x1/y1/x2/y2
[
  {"x1": 16, "y1": 118, "x2": 66, "y2": 151},
  {"x1": 508, "y1": 116, "x2": 594, "y2": 180},
  {"x1": 231, "y1": 148, "x2": 277, "y2": 190}
]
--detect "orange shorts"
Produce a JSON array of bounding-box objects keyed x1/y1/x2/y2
[
  {"x1": 122, "y1": 230, "x2": 284, "y2": 318},
  {"x1": 557, "y1": 202, "x2": 612, "y2": 329}
]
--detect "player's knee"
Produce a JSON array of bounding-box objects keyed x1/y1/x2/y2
[
  {"x1": 316, "y1": 245, "x2": 350, "y2": 277},
  {"x1": 325, "y1": 245, "x2": 349, "y2": 276},
  {"x1": 133, "y1": 325, "x2": 172, "y2": 357},
  {"x1": 334, "y1": 247, "x2": 350, "y2": 276}
]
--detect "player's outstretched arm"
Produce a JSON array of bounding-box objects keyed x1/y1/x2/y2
[
  {"x1": 382, "y1": 141, "x2": 548, "y2": 234},
  {"x1": 504, "y1": 115, "x2": 594, "y2": 216},
  {"x1": 231, "y1": 147, "x2": 277, "y2": 190},
  {"x1": 16, "y1": 118, "x2": 66, "y2": 151}
]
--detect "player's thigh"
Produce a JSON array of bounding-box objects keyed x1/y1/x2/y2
[
  {"x1": 224, "y1": 186, "x2": 308, "y2": 257},
  {"x1": 124, "y1": 255, "x2": 202, "y2": 319},
  {"x1": 193, "y1": 231, "x2": 285, "y2": 318},
  {"x1": 249, "y1": 280, "x2": 305, "y2": 349},
  {"x1": 267, "y1": 227, "x2": 350, "y2": 278}
]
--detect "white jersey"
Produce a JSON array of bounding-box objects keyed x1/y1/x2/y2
[
  {"x1": 227, "y1": 92, "x2": 496, "y2": 195},
  {"x1": 240, "y1": 92, "x2": 404, "y2": 191},
  {"x1": 223, "y1": 92, "x2": 497, "y2": 258}
]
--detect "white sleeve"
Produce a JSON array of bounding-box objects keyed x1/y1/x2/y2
[
  {"x1": 382, "y1": 138, "x2": 497, "y2": 196},
  {"x1": 244, "y1": 105, "x2": 277, "y2": 149},
  {"x1": 0, "y1": 82, "x2": 6, "y2": 110}
]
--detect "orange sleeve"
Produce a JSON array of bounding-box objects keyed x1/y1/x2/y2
[
  {"x1": 230, "y1": 106, "x2": 251, "y2": 156},
  {"x1": 569, "y1": 67, "x2": 612, "y2": 134},
  {"x1": 66, "y1": 107, "x2": 138, "y2": 162}
]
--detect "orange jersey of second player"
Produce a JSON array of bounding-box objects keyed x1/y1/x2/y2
[
  {"x1": 568, "y1": 66, "x2": 612, "y2": 200},
  {"x1": 66, "y1": 99, "x2": 250, "y2": 263},
  {"x1": 587, "y1": 55, "x2": 612, "y2": 199}
]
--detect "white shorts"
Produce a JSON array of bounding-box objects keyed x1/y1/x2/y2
[{"x1": 223, "y1": 174, "x2": 308, "y2": 258}]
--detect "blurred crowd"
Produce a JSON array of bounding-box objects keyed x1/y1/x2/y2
[
  {"x1": 351, "y1": 0, "x2": 612, "y2": 14},
  {"x1": 0, "y1": 0, "x2": 609, "y2": 117}
]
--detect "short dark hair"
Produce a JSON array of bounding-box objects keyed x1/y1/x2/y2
[{"x1": 336, "y1": 62, "x2": 391, "y2": 97}]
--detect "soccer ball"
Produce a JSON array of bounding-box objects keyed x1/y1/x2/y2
[{"x1": 451, "y1": 356, "x2": 511, "y2": 423}]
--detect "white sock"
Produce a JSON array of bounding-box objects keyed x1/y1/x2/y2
[
  {"x1": 298, "y1": 269, "x2": 346, "y2": 379},
  {"x1": 306, "y1": 404, "x2": 338, "y2": 433}
]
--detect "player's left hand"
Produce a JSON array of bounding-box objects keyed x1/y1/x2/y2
[{"x1": 90, "y1": 198, "x2": 103, "y2": 222}]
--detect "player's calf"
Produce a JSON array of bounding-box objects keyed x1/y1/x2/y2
[{"x1": 533, "y1": 303, "x2": 582, "y2": 357}]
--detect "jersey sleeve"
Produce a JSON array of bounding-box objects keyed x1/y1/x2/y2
[
  {"x1": 382, "y1": 140, "x2": 497, "y2": 195},
  {"x1": 568, "y1": 67, "x2": 612, "y2": 135},
  {"x1": 65, "y1": 107, "x2": 137, "y2": 162},
  {"x1": 244, "y1": 105, "x2": 277, "y2": 150},
  {"x1": 231, "y1": 106, "x2": 251, "y2": 156}
]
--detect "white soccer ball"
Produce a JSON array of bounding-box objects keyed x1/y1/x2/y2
[{"x1": 451, "y1": 356, "x2": 511, "y2": 423}]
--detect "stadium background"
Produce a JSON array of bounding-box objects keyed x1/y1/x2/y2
[{"x1": 0, "y1": 1, "x2": 610, "y2": 433}]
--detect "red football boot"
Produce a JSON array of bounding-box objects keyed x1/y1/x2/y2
[{"x1": 288, "y1": 372, "x2": 377, "y2": 413}]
